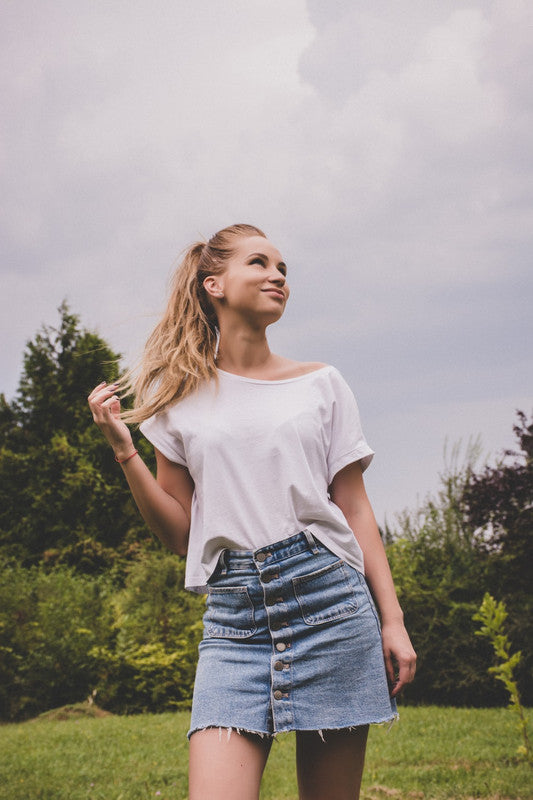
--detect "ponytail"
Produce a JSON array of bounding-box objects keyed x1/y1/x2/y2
[{"x1": 120, "y1": 224, "x2": 265, "y2": 423}]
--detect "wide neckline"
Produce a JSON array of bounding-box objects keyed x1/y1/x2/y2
[{"x1": 216, "y1": 365, "x2": 332, "y2": 385}]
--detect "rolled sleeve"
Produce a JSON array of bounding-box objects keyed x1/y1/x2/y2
[
  {"x1": 326, "y1": 370, "x2": 374, "y2": 484},
  {"x1": 140, "y1": 413, "x2": 188, "y2": 467}
]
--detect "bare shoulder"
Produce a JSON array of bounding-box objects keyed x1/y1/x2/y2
[
  {"x1": 272, "y1": 356, "x2": 329, "y2": 379},
  {"x1": 294, "y1": 360, "x2": 329, "y2": 376}
]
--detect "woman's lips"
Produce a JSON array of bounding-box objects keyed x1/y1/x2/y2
[{"x1": 262, "y1": 289, "x2": 285, "y2": 300}]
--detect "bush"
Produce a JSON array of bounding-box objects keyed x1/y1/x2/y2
[
  {"x1": 387, "y1": 443, "x2": 508, "y2": 706},
  {"x1": 0, "y1": 560, "x2": 114, "y2": 720},
  {"x1": 92, "y1": 552, "x2": 204, "y2": 714},
  {"x1": 0, "y1": 552, "x2": 205, "y2": 720}
]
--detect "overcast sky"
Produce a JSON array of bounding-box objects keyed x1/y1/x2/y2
[{"x1": 1, "y1": 0, "x2": 532, "y2": 525}]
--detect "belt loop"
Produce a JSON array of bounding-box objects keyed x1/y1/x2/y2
[
  {"x1": 218, "y1": 549, "x2": 228, "y2": 575},
  {"x1": 303, "y1": 529, "x2": 319, "y2": 554}
]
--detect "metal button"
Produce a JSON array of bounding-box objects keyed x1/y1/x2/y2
[
  {"x1": 273, "y1": 690, "x2": 283, "y2": 700},
  {"x1": 274, "y1": 661, "x2": 285, "y2": 671},
  {"x1": 276, "y1": 642, "x2": 287, "y2": 652},
  {"x1": 256, "y1": 551, "x2": 271, "y2": 563}
]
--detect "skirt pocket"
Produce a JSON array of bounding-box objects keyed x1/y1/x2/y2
[
  {"x1": 204, "y1": 586, "x2": 257, "y2": 639},
  {"x1": 293, "y1": 559, "x2": 358, "y2": 625}
]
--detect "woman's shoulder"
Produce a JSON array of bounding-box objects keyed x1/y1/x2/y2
[
  {"x1": 214, "y1": 356, "x2": 337, "y2": 383},
  {"x1": 269, "y1": 357, "x2": 330, "y2": 380},
  {"x1": 286, "y1": 359, "x2": 329, "y2": 378}
]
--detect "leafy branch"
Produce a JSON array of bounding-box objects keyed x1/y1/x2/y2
[{"x1": 473, "y1": 593, "x2": 531, "y2": 762}]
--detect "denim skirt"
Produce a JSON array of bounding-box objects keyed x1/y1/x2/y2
[{"x1": 188, "y1": 530, "x2": 397, "y2": 738}]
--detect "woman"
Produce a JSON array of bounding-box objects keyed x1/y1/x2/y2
[{"x1": 88, "y1": 223, "x2": 416, "y2": 800}]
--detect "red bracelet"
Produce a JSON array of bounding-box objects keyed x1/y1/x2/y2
[{"x1": 114, "y1": 449, "x2": 138, "y2": 464}]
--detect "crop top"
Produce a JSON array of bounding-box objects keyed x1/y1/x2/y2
[{"x1": 139, "y1": 365, "x2": 374, "y2": 592}]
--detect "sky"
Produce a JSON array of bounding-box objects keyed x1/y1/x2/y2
[{"x1": 1, "y1": 0, "x2": 532, "y2": 525}]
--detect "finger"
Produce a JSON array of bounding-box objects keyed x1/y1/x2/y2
[
  {"x1": 390, "y1": 656, "x2": 416, "y2": 697},
  {"x1": 88, "y1": 381, "x2": 108, "y2": 401},
  {"x1": 101, "y1": 395, "x2": 121, "y2": 410},
  {"x1": 88, "y1": 384, "x2": 119, "y2": 408},
  {"x1": 90, "y1": 393, "x2": 121, "y2": 426},
  {"x1": 383, "y1": 649, "x2": 395, "y2": 688}
]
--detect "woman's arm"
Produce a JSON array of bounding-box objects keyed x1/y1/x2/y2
[
  {"x1": 88, "y1": 382, "x2": 193, "y2": 555},
  {"x1": 329, "y1": 461, "x2": 416, "y2": 696}
]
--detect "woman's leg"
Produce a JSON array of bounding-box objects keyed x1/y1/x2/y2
[
  {"x1": 188, "y1": 728, "x2": 272, "y2": 800},
  {"x1": 296, "y1": 726, "x2": 369, "y2": 800}
]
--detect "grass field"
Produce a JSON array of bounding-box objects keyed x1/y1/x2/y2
[{"x1": 0, "y1": 706, "x2": 531, "y2": 799}]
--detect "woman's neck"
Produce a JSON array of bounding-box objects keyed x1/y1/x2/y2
[{"x1": 216, "y1": 335, "x2": 273, "y2": 374}]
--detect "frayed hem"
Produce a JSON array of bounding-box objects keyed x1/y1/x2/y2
[
  {"x1": 300, "y1": 711, "x2": 400, "y2": 731},
  {"x1": 188, "y1": 715, "x2": 399, "y2": 741},
  {"x1": 188, "y1": 725, "x2": 273, "y2": 741},
  {"x1": 293, "y1": 717, "x2": 399, "y2": 741},
  {"x1": 384, "y1": 712, "x2": 400, "y2": 731}
]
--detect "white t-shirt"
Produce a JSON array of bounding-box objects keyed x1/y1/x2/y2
[{"x1": 140, "y1": 365, "x2": 374, "y2": 592}]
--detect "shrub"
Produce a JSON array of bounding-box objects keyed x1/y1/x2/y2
[
  {"x1": 0, "y1": 560, "x2": 114, "y2": 720},
  {"x1": 89, "y1": 552, "x2": 204, "y2": 714}
]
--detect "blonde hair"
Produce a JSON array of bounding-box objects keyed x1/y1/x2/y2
[{"x1": 121, "y1": 223, "x2": 266, "y2": 424}]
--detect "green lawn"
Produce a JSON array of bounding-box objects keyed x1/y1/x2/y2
[{"x1": 0, "y1": 706, "x2": 531, "y2": 799}]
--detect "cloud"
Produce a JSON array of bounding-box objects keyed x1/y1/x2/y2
[
  {"x1": 0, "y1": 0, "x2": 314, "y2": 384},
  {"x1": 1, "y1": 0, "x2": 531, "y2": 520},
  {"x1": 294, "y1": 4, "x2": 515, "y2": 268}
]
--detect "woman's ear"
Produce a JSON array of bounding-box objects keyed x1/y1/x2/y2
[{"x1": 203, "y1": 275, "x2": 224, "y2": 299}]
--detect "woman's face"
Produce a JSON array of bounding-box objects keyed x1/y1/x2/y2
[{"x1": 205, "y1": 235, "x2": 290, "y2": 324}]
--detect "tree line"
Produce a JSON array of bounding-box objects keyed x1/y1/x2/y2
[{"x1": 0, "y1": 304, "x2": 531, "y2": 720}]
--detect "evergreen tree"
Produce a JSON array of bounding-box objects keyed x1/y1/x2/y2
[{"x1": 0, "y1": 302, "x2": 154, "y2": 570}]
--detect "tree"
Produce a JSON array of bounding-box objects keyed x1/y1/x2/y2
[
  {"x1": 461, "y1": 411, "x2": 532, "y2": 591},
  {"x1": 0, "y1": 305, "x2": 205, "y2": 720},
  {"x1": 461, "y1": 411, "x2": 533, "y2": 703},
  {"x1": 0, "y1": 302, "x2": 154, "y2": 569},
  {"x1": 387, "y1": 441, "x2": 505, "y2": 706}
]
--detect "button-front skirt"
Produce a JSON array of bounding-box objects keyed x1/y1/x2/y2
[{"x1": 188, "y1": 530, "x2": 397, "y2": 738}]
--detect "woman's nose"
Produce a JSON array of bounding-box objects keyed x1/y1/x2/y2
[{"x1": 268, "y1": 269, "x2": 286, "y2": 285}]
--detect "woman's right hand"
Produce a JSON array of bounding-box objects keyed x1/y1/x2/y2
[
  {"x1": 88, "y1": 382, "x2": 135, "y2": 460},
  {"x1": 88, "y1": 382, "x2": 191, "y2": 555}
]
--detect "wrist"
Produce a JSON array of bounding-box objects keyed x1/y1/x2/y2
[
  {"x1": 113, "y1": 445, "x2": 137, "y2": 463},
  {"x1": 381, "y1": 610, "x2": 405, "y2": 627},
  {"x1": 375, "y1": 595, "x2": 405, "y2": 626}
]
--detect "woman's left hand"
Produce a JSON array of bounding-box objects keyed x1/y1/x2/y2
[{"x1": 381, "y1": 619, "x2": 417, "y2": 697}]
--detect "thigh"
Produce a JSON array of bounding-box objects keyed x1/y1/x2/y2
[
  {"x1": 189, "y1": 727, "x2": 272, "y2": 800},
  {"x1": 296, "y1": 726, "x2": 369, "y2": 800}
]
